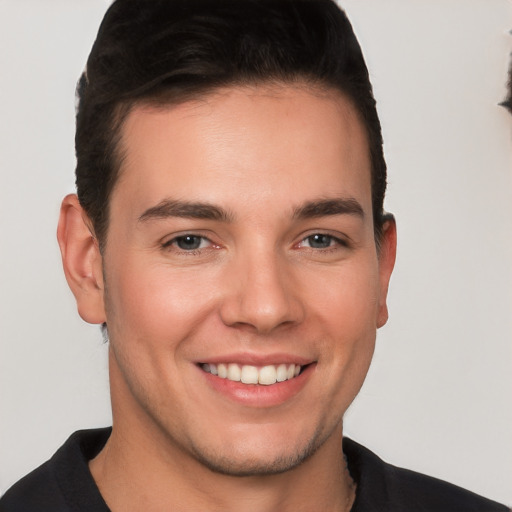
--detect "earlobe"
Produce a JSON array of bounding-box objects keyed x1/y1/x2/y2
[
  {"x1": 376, "y1": 216, "x2": 397, "y2": 328},
  {"x1": 57, "y1": 194, "x2": 106, "y2": 324}
]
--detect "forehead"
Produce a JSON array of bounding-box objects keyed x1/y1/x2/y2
[{"x1": 114, "y1": 84, "x2": 372, "y2": 217}]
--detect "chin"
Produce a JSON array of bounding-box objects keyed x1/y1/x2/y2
[{"x1": 187, "y1": 425, "x2": 327, "y2": 477}]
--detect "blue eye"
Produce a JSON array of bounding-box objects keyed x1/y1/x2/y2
[
  {"x1": 304, "y1": 234, "x2": 336, "y2": 249},
  {"x1": 165, "y1": 235, "x2": 210, "y2": 251},
  {"x1": 176, "y1": 235, "x2": 204, "y2": 250}
]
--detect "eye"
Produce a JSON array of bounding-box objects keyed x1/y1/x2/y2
[
  {"x1": 164, "y1": 235, "x2": 211, "y2": 251},
  {"x1": 300, "y1": 234, "x2": 341, "y2": 249}
]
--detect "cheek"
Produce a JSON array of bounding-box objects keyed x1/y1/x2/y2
[
  {"x1": 310, "y1": 259, "x2": 380, "y2": 329},
  {"x1": 308, "y1": 258, "x2": 380, "y2": 385},
  {"x1": 104, "y1": 256, "x2": 222, "y2": 346},
  {"x1": 103, "y1": 261, "x2": 215, "y2": 403}
]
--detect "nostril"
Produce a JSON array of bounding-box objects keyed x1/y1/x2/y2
[{"x1": 218, "y1": 261, "x2": 306, "y2": 333}]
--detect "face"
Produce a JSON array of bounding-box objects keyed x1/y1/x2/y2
[{"x1": 87, "y1": 85, "x2": 394, "y2": 475}]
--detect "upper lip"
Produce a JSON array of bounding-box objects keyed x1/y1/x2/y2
[{"x1": 197, "y1": 353, "x2": 314, "y2": 367}]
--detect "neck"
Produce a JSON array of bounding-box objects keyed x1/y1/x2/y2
[
  {"x1": 90, "y1": 420, "x2": 355, "y2": 512},
  {"x1": 89, "y1": 354, "x2": 356, "y2": 512}
]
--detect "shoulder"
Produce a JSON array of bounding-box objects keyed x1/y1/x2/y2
[
  {"x1": 343, "y1": 437, "x2": 510, "y2": 512},
  {"x1": 0, "y1": 459, "x2": 67, "y2": 512},
  {"x1": 381, "y1": 462, "x2": 509, "y2": 512},
  {"x1": 0, "y1": 428, "x2": 111, "y2": 512}
]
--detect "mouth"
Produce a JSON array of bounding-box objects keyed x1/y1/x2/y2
[{"x1": 200, "y1": 362, "x2": 307, "y2": 386}]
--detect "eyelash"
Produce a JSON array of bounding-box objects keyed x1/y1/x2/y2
[
  {"x1": 161, "y1": 232, "x2": 348, "y2": 255},
  {"x1": 296, "y1": 233, "x2": 348, "y2": 252},
  {"x1": 162, "y1": 234, "x2": 214, "y2": 254}
]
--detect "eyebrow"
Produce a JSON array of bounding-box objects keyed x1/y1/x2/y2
[
  {"x1": 138, "y1": 199, "x2": 233, "y2": 223},
  {"x1": 138, "y1": 197, "x2": 364, "y2": 224},
  {"x1": 292, "y1": 197, "x2": 365, "y2": 220}
]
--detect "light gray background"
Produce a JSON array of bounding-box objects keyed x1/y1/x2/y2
[{"x1": 1, "y1": 0, "x2": 511, "y2": 505}]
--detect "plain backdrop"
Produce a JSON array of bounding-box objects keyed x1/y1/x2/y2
[{"x1": 1, "y1": 0, "x2": 511, "y2": 505}]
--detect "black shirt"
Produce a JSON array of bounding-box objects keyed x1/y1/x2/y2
[{"x1": 1, "y1": 428, "x2": 508, "y2": 511}]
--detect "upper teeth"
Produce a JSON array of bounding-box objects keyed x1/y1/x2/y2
[{"x1": 202, "y1": 363, "x2": 301, "y2": 385}]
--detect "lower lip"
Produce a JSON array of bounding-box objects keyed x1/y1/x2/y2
[{"x1": 200, "y1": 364, "x2": 315, "y2": 408}]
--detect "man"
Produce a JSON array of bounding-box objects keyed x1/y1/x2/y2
[{"x1": 0, "y1": 1, "x2": 508, "y2": 510}]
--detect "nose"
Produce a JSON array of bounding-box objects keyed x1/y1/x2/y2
[{"x1": 219, "y1": 249, "x2": 305, "y2": 334}]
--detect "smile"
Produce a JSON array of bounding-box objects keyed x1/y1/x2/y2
[{"x1": 201, "y1": 363, "x2": 302, "y2": 385}]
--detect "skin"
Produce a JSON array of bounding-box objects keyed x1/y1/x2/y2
[{"x1": 58, "y1": 84, "x2": 396, "y2": 512}]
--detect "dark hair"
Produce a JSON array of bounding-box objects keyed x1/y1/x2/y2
[
  {"x1": 501, "y1": 56, "x2": 512, "y2": 113},
  {"x1": 75, "y1": 0, "x2": 387, "y2": 249}
]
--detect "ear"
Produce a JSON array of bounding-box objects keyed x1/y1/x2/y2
[
  {"x1": 376, "y1": 216, "x2": 397, "y2": 328},
  {"x1": 57, "y1": 194, "x2": 106, "y2": 324}
]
